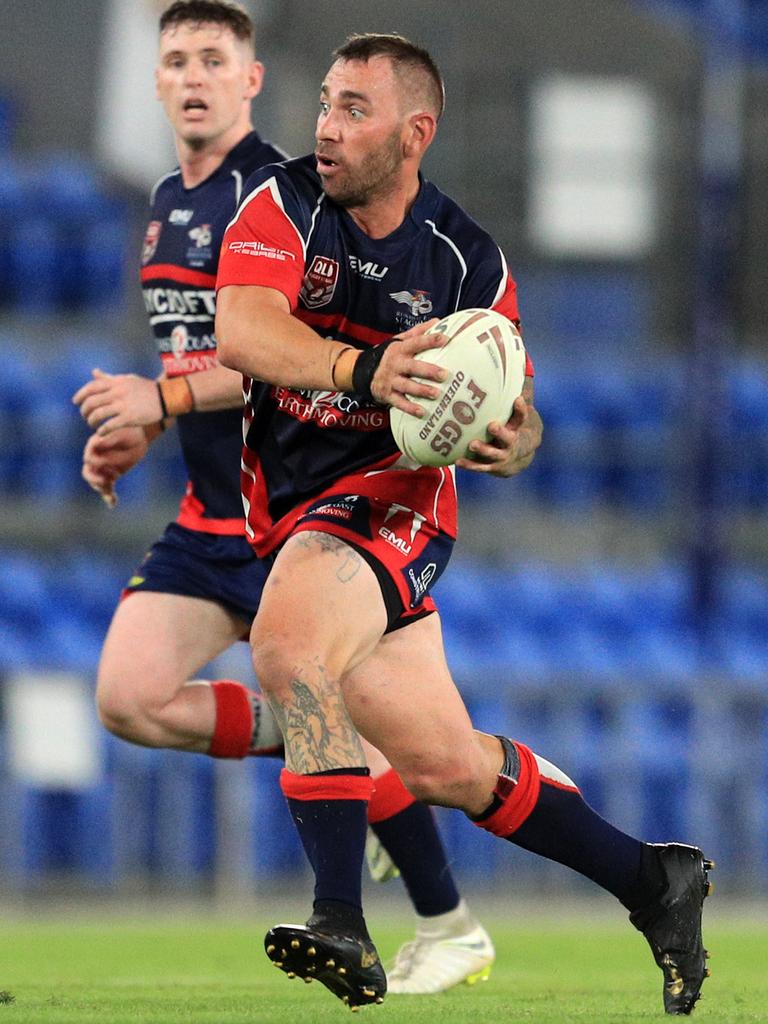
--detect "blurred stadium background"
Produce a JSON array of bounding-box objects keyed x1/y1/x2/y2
[{"x1": 0, "y1": 0, "x2": 766, "y2": 908}]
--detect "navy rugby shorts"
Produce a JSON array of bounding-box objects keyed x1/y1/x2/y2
[
  {"x1": 292, "y1": 493, "x2": 454, "y2": 633},
  {"x1": 123, "y1": 522, "x2": 270, "y2": 626}
]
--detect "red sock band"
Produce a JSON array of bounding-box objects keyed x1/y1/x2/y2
[
  {"x1": 209, "y1": 680, "x2": 253, "y2": 759},
  {"x1": 367, "y1": 768, "x2": 416, "y2": 823},
  {"x1": 280, "y1": 768, "x2": 374, "y2": 802},
  {"x1": 475, "y1": 741, "x2": 541, "y2": 837}
]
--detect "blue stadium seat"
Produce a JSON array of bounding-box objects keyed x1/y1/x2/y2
[
  {"x1": 79, "y1": 213, "x2": 129, "y2": 312},
  {"x1": 6, "y1": 215, "x2": 64, "y2": 314},
  {"x1": 533, "y1": 369, "x2": 603, "y2": 508},
  {"x1": 727, "y1": 359, "x2": 768, "y2": 510}
]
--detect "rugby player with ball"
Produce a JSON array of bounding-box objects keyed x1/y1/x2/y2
[{"x1": 215, "y1": 31, "x2": 712, "y2": 1015}]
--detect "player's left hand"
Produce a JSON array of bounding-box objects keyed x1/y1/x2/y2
[
  {"x1": 456, "y1": 394, "x2": 543, "y2": 477},
  {"x1": 370, "y1": 319, "x2": 448, "y2": 417},
  {"x1": 81, "y1": 426, "x2": 149, "y2": 507},
  {"x1": 73, "y1": 368, "x2": 164, "y2": 435}
]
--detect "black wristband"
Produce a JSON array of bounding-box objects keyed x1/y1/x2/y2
[
  {"x1": 156, "y1": 381, "x2": 169, "y2": 419},
  {"x1": 351, "y1": 340, "x2": 395, "y2": 403}
]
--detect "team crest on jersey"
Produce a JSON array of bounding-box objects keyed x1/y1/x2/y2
[
  {"x1": 141, "y1": 220, "x2": 162, "y2": 264},
  {"x1": 300, "y1": 255, "x2": 339, "y2": 309},
  {"x1": 390, "y1": 290, "x2": 433, "y2": 316},
  {"x1": 186, "y1": 223, "x2": 213, "y2": 266},
  {"x1": 188, "y1": 224, "x2": 212, "y2": 248}
]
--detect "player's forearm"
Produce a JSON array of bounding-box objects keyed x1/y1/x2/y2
[
  {"x1": 184, "y1": 363, "x2": 245, "y2": 412},
  {"x1": 216, "y1": 285, "x2": 356, "y2": 391}
]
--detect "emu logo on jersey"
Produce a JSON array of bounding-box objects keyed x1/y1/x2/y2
[
  {"x1": 390, "y1": 290, "x2": 433, "y2": 316},
  {"x1": 349, "y1": 255, "x2": 388, "y2": 280},
  {"x1": 169, "y1": 208, "x2": 194, "y2": 225},
  {"x1": 141, "y1": 220, "x2": 162, "y2": 264},
  {"x1": 300, "y1": 255, "x2": 339, "y2": 309}
]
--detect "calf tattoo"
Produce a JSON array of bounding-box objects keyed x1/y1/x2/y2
[{"x1": 267, "y1": 657, "x2": 365, "y2": 773}]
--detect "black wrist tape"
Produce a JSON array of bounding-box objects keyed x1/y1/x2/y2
[
  {"x1": 351, "y1": 340, "x2": 395, "y2": 403},
  {"x1": 157, "y1": 382, "x2": 169, "y2": 418}
]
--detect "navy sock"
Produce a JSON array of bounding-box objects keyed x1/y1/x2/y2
[
  {"x1": 284, "y1": 767, "x2": 370, "y2": 918},
  {"x1": 370, "y1": 802, "x2": 460, "y2": 917},
  {"x1": 509, "y1": 780, "x2": 644, "y2": 902}
]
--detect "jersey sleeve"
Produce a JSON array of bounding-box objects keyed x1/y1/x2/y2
[
  {"x1": 216, "y1": 171, "x2": 307, "y2": 310},
  {"x1": 462, "y1": 245, "x2": 534, "y2": 377}
]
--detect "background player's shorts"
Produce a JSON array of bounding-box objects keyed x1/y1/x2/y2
[
  {"x1": 292, "y1": 493, "x2": 454, "y2": 633},
  {"x1": 123, "y1": 522, "x2": 271, "y2": 626}
]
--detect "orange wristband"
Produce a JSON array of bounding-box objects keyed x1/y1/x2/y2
[{"x1": 158, "y1": 376, "x2": 194, "y2": 416}]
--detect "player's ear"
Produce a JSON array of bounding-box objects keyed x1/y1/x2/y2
[
  {"x1": 404, "y1": 111, "x2": 436, "y2": 158},
  {"x1": 244, "y1": 60, "x2": 265, "y2": 100}
]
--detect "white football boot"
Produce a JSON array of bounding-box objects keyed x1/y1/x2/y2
[
  {"x1": 387, "y1": 899, "x2": 495, "y2": 994},
  {"x1": 365, "y1": 828, "x2": 400, "y2": 883}
]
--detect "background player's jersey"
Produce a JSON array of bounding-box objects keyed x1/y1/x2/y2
[
  {"x1": 141, "y1": 130, "x2": 286, "y2": 533},
  {"x1": 217, "y1": 155, "x2": 530, "y2": 555}
]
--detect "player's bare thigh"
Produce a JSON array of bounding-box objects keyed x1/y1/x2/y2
[
  {"x1": 250, "y1": 530, "x2": 388, "y2": 697},
  {"x1": 342, "y1": 613, "x2": 502, "y2": 815},
  {"x1": 97, "y1": 591, "x2": 247, "y2": 712}
]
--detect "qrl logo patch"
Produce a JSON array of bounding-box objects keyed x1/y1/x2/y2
[
  {"x1": 300, "y1": 255, "x2": 339, "y2": 309},
  {"x1": 141, "y1": 220, "x2": 162, "y2": 264}
]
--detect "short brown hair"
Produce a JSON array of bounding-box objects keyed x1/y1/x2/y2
[
  {"x1": 332, "y1": 33, "x2": 445, "y2": 122},
  {"x1": 160, "y1": 1, "x2": 254, "y2": 47}
]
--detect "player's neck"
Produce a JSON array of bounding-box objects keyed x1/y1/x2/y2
[
  {"x1": 347, "y1": 173, "x2": 421, "y2": 240},
  {"x1": 176, "y1": 123, "x2": 253, "y2": 189}
]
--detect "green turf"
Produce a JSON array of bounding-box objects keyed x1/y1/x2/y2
[{"x1": 0, "y1": 912, "x2": 766, "y2": 1023}]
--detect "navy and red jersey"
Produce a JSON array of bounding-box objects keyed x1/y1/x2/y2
[
  {"x1": 217, "y1": 154, "x2": 531, "y2": 557},
  {"x1": 140, "y1": 130, "x2": 286, "y2": 533}
]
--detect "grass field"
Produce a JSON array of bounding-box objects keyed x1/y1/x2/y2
[{"x1": 0, "y1": 906, "x2": 766, "y2": 1023}]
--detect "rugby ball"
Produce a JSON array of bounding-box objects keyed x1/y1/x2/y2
[{"x1": 390, "y1": 308, "x2": 526, "y2": 467}]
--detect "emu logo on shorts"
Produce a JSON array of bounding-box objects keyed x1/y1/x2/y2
[{"x1": 300, "y1": 255, "x2": 339, "y2": 309}]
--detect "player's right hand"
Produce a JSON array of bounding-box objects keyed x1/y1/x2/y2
[
  {"x1": 81, "y1": 426, "x2": 149, "y2": 507},
  {"x1": 73, "y1": 368, "x2": 164, "y2": 435},
  {"x1": 370, "y1": 319, "x2": 448, "y2": 417}
]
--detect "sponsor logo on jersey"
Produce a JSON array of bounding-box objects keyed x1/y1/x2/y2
[
  {"x1": 188, "y1": 224, "x2": 212, "y2": 248},
  {"x1": 169, "y1": 208, "x2": 194, "y2": 225},
  {"x1": 170, "y1": 324, "x2": 189, "y2": 359},
  {"x1": 300, "y1": 255, "x2": 339, "y2": 309},
  {"x1": 390, "y1": 289, "x2": 433, "y2": 316},
  {"x1": 348, "y1": 255, "x2": 389, "y2": 280},
  {"x1": 143, "y1": 286, "x2": 217, "y2": 318},
  {"x1": 273, "y1": 386, "x2": 387, "y2": 431},
  {"x1": 160, "y1": 350, "x2": 219, "y2": 374},
  {"x1": 158, "y1": 331, "x2": 217, "y2": 355},
  {"x1": 141, "y1": 220, "x2": 162, "y2": 264},
  {"x1": 227, "y1": 240, "x2": 295, "y2": 261}
]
